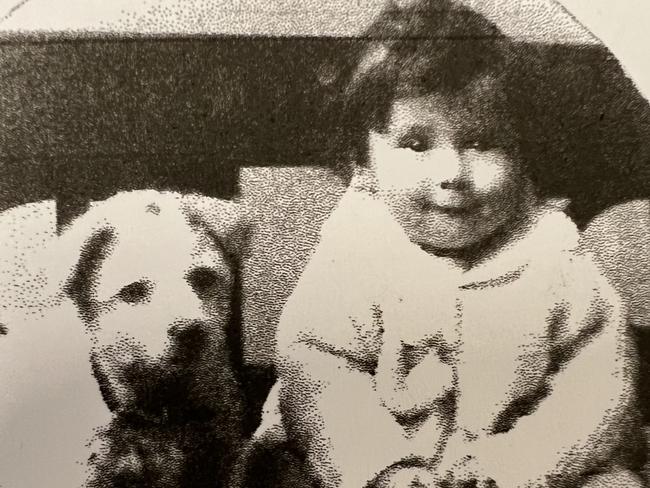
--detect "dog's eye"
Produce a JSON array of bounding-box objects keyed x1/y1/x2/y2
[
  {"x1": 116, "y1": 280, "x2": 153, "y2": 304},
  {"x1": 186, "y1": 267, "x2": 221, "y2": 295}
]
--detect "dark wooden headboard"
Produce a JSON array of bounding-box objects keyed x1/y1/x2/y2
[
  {"x1": 0, "y1": 35, "x2": 648, "y2": 227},
  {"x1": 0, "y1": 36, "x2": 349, "y2": 225}
]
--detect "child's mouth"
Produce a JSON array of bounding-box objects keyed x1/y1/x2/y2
[
  {"x1": 423, "y1": 201, "x2": 478, "y2": 217},
  {"x1": 434, "y1": 205, "x2": 474, "y2": 216},
  {"x1": 414, "y1": 194, "x2": 478, "y2": 216}
]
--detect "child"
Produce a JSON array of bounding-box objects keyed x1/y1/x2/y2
[{"x1": 255, "y1": 1, "x2": 644, "y2": 487}]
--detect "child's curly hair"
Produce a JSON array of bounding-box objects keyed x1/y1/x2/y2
[
  {"x1": 323, "y1": 0, "x2": 550, "y2": 192},
  {"x1": 324, "y1": 0, "x2": 647, "y2": 221},
  {"x1": 345, "y1": 0, "x2": 510, "y2": 131}
]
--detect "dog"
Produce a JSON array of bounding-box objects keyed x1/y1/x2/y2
[{"x1": 58, "y1": 189, "x2": 247, "y2": 488}]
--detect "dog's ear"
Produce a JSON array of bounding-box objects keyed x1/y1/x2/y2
[
  {"x1": 182, "y1": 196, "x2": 252, "y2": 390},
  {"x1": 51, "y1": 205, "x2": 117, "y2": 319},
  {"x1": 63, "y1": 228, "x2": 115, "y2": 322},
  {"x1": 181, "y1": 196, "x2": 252, "y2": 264}
]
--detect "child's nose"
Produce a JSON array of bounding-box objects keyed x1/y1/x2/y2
[{"x1": 425, "y1": 146, "x2": 468, "y2": 190}]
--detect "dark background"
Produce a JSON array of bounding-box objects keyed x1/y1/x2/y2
[{"x1": 0, "y1": 35, "x2": 649, "y2": 227}]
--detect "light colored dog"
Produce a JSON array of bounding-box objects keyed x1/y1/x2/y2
[{"x1": 57, "y1": 189, "x2": 247, "y2": 487}]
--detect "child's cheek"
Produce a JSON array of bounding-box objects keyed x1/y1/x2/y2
[
  {"x1": 466, "y1": 151, "x2": 512, "y2": 195},
  {"x1": 374, "y1": 156, "x2": 425, "y2": 195},
  {"x1": 378, "y1": 159, "x2": 426, "y2": 195},
  {"x1": 369, "y1": 132, "x2": 423, "y2": 193}
]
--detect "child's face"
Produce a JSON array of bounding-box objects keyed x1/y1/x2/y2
[{"x1": 369, "y1": 85, "x2": 537, "y2": 252}]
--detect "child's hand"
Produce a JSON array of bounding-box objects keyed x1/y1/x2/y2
[
  {"x1": 369, "y1": 465, "x2": 442, "y2": 488},
  {"x1": 440, "y1": 453, "x2": 481, "y2": 488},
  {"x1": 437, "y1": 434, "x2": 497, "y2": 488},
  {"x1": 443, "y1": 436, "x2": 540, "y2": 488}
]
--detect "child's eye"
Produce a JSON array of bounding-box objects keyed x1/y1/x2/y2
[
  {"x1": 397, "y1": 135, "x2": 429, "y2": 152},
  {"x1": 462, "y1": 137, "x2": 495, "y2": 152}
]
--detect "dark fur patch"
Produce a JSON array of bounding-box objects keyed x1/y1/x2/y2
[{"x1": 65, "y1": 227, "x2": 116, "y2": 324}]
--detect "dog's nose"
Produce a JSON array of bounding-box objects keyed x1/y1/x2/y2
[{"x1": 168, "y1": 320, "x2": 208, "y2": 352}]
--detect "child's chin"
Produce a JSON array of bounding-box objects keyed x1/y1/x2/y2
[{"x1": 409, "y1": 225, "x2": 482, "y2": 253}]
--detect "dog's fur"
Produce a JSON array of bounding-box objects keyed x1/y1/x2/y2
[{"x1": 59, "y1": 190, "x2": 246, "y2": 488}]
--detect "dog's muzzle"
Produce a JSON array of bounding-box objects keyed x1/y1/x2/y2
[
  {"x1": 167, "y1": 319, "x2": 211, "y2": 367},
  {"x1": 95, "y1": 318, "x2": 229, "y2": 418}
]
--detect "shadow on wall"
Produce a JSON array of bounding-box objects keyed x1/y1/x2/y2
[{"x1": 238, "y1": 166, "x2": 346, "y2": 366}]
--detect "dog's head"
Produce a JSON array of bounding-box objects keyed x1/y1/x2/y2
[{"x1": 58, "y1": 190, "x2": 247, "y2": 423}]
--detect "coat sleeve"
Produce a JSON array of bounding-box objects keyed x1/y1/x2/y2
[
  {"x1": 475, "y1": 259, "x2": 638, "y2": 488},
  {"x1": 275, "y1": 339, "x2": 420, "y2": 488},
  {"x1": 273, "y1": 188, "x2": 456, "y2": 487}
]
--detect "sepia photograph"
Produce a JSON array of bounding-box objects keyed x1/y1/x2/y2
[{"x1": 0, "y1": 1, "x2": 649, "y2": 487}]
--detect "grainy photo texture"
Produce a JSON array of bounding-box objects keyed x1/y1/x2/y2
[{"x1": 0, "y1": 1, "x2": 649, "y2": 488}]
